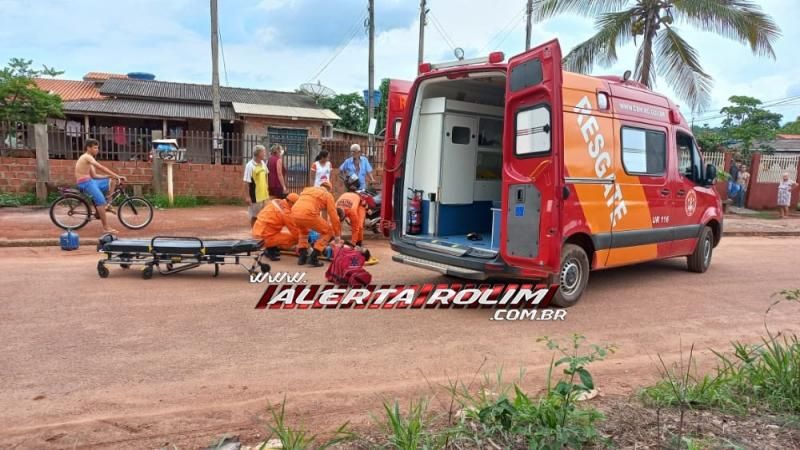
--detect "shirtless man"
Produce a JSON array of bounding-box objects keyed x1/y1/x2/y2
[{"x1": 75, "y1": 139, "x2": 125, "y2": 233}]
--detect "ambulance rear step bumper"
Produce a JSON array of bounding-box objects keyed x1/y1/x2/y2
[{"x1": 392, "y1": 254, "x2": 489, "y2": 280}]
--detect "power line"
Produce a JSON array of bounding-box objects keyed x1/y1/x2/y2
[
  {"x1": 494, "y1": 13, "x2": 526, "y2": 50},
  {"x1": 305, "y1": 15, "x2": 366, "y2": 83},
  {"x1": 692, "y1": 95, "x2": 800, "y2": 120},
  {"x1": 691, "y1": 95, "x2": 800, "y2": 123},
  {"x1": 428, "y1": 12, "x2": 456, "y2": 51},
  {"x1": 479, "y1": 6, "x2": 526, "y2": 54}
]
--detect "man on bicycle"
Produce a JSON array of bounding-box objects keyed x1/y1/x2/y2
[{"x1": 75, "y1": 139, "x2": 126, "y2": 233}]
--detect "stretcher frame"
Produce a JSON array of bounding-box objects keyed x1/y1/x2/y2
[{"x1": 96, "y1": 235, "x2": 271, "y2": 279}]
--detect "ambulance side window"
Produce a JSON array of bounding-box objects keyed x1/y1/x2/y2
[
  {"x1": 676, "y1": 132, "x2": 701, "y2": 183},
  {"x1": 515, "y1": 104, "x2": 551, "y2": 156},
  {"x1": 621, "y1": 127, "x2": 666, "y2": 176}
]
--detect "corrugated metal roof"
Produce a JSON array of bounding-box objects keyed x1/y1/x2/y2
[
  {"x1": 99, "y1": 79, "x2": 321, "y2": 108},
  {"x1": 232, "y1": 102, "x2": 339, "y2": 121},
  {"x1": 34, "y1": 78, "x2": 105, "y2": 101},
  {"x1": 63, "y1": 99, "x2": 236, "y2": 120}
]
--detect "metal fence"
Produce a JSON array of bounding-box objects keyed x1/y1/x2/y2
[
  {"x1": 0, "y1": 122, "x2": 34, "y2": 156},
  {"x1": 756, "y1": 154, "x2": 799, "y2": 183},
  {"x1": 703, "y1": 151, "x2": 726, "y2": 172},
  {"x1": 320, "y1": 139, "x2": 385, "y2": 172}
]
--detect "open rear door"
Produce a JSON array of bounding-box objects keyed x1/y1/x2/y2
[
  {"x1": 502, "y1": 39, "x2": 563, "y2": 273},
  {"x1": 380, "y1": 79, "x2": 412, "y2": 237}
]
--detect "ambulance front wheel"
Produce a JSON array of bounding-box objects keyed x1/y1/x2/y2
[
  {"x1": 552, "y1": 244, "x2": 590, "y2": 308},
  {"x1": 688, "y1": 226, "x2": 713, "y2": 273}
]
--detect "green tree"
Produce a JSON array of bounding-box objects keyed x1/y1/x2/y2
[
  {"x1": 720, "y1": 95, "x2": 782, "y2": 157},
  {"x1": 533, "y1": 0, "x2": 780, "y2": 111},
  {"x1": 320, "y1": 92, "x2": 367, "y2": 133},
  {"x1": 0, "y1": 58, "x2": 64, "y2": 123},
  {"x1": 780, "y1": 116, "x2": 800, "y2": 135},
  {"x1": 692, "y1": 124, "x2": 726, "y2": 152},
  {"x1": 375, "y1": 78, "x2": 389, "y2": 137}
]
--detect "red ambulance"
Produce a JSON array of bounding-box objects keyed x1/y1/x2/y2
[{"x1": 380, "y1": 39, "x2": 722, "y2": 306}]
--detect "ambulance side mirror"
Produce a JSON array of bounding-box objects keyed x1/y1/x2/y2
[{"x1": 704, "y1": 164, "x2": 717, "y2": 186}]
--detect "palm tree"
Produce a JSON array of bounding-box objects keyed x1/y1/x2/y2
[{"x1": 532, "y1": 0, "x2": 780, "y2": 111}]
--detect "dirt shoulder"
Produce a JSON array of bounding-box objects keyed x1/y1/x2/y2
[{"x1": 1, "y1": 237, "x2": 799, "y2": 448}]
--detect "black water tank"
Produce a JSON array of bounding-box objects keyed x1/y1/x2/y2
[{"x1": 127, "y1": 72, "x2": 156, "y2": 81}]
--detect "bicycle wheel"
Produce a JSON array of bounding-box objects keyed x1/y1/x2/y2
[
  {"x1": 118, "y1": 196, "x2": 154, "y2": 229},
  {"x1": 49, "y1": 195, "x2": 92, "y2": 230}
]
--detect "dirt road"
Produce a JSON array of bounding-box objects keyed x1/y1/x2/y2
[{"x1": 1, "y1": 237, "x2": 799, "y2": 448}]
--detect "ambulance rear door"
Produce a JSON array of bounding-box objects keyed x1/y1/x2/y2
[
  {"x1": 380, "y1": 79, "x2": 412, "y2": 236},
  {"x1": 502, "y1": 39, "x2": 563, "y2": 272}
]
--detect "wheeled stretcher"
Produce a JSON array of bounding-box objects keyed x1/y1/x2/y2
[{"x1": 96, "y1": 235, "x2": 270, "y2": 279}]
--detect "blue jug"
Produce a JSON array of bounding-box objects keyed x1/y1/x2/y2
[{"x1": 60, "y1": 229, "x2": 79, "y2": 251}]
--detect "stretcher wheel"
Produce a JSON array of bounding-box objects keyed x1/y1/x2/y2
[
  {"x1": 97, "y1": 261, "x2": 109, "y2": 278},
  {"x1": 259, "y1": 262, "x2": 271, "y2": 273},
  {"x1": 166, "y1": 263, "x2": 174, "y2": 271},
  {"x1": 120, "y1": 263, "x2": 130, "y2": 269},
  {"x1": 142, "y1": 265, "x2": 154, "y2": 280},
  {"x1": 213, "y1": 264, "x2": 220, "y2": 277}
]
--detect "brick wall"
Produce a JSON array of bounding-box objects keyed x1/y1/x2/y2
[
  {"x1": 1, "y1": 156, "x2": 240, "y2": 199},
  {"x1": 243, "y1": 117, "x2": 323, "y2": 139},
  {"x1": 0, "y1": 157, "x2": 37, "y2": 193},
  {"x1": 163, "y1": 163, "x2": 244, "y2": 199}
]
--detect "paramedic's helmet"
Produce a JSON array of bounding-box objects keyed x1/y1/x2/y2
[
  {"x1": 286, "y1": 193, "x2": 299, "y2": 205},
  {"x1": 345, "y1": 174, "x2": 360, "y2": 192}
]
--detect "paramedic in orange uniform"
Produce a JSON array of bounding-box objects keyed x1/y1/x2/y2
[
  {"x1": 252, "y1": 193, "x2": 299, "y2": 261},
  {"x1": 336, "y1": 176, "x2": 368, "y2": 246},
  {"x1": 291, "y1": 181, "x2": 341, "y2": 267}
]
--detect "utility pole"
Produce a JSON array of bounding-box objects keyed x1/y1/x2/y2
[
  {"x1": 417, "y1": 0, "x2": 427, "y2": 72},
  {"x1": 525, "y1": 0, "x2": 533, "y2": 50},
  {"x1": 210, "y1": 0, "x2": 222, "y2": 164},
  {"x1": 367, "y1": 0, "x2": 375, "y2": 153}
]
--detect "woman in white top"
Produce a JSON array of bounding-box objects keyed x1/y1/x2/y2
[{"x1": 311, "y1": 150, "x2": 332, "y2": 187}]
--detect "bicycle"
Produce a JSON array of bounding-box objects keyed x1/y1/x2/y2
[{"x1": 49, "y1": 180, "x2": 154, "y2": 231}]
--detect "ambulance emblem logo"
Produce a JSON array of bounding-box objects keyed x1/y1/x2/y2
[{"x1": 685, "y1": 189, "x2": 697, "y2": 216}]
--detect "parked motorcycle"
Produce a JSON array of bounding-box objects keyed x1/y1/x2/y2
[{"x1": 340, "y1": 173, "x2": 382, "y2": 234}]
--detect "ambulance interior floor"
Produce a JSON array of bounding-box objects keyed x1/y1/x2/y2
[{"x1": 411, "y1": 233, "x2": 497, "y2": 250}]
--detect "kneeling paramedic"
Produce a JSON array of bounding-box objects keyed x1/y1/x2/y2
[
  {"x1": 336, "y1": 175, "x2": 369, "y2": 246},
  {"x1": 290, "y1": 181, "x2": 342, "y2": 267},
  {"x1": 252, "y1": 193, "x2": 299, "y2": 261}
]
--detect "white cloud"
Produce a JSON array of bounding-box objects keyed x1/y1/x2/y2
[{"x1": 1, "y1": 0, "x2": 797, "y2": 124}]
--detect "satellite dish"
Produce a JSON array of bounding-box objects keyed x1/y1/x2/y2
[
  {"x1": 299, "y1": 81, "x2": 336, "y2": 102},
  {"x1": 622, "y1": 70, "x2": 632, "y2": 82},
  {"x1": 454, "y1": 47, "x2": 465, "y2": 60}
]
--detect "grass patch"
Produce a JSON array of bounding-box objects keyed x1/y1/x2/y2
[
  {"x1": 143, "y1": 194, "x2": 244, "y2": 208},
  {"x1": 444, "y1": 335, "x2": 614, "y2": 449},
  {"x1": 259, "y1": 397, "x2": 351, "y2": 450},
  {"x1": 641, "y1": 289, "x2": 800, "y2": 418},
  {"x1": 0, "y1": 191, "x2": 59, "y2": 207}
]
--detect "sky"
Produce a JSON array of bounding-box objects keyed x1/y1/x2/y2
[{"x1": 1, "y1": 0, "x2": 799, "y2": 126}]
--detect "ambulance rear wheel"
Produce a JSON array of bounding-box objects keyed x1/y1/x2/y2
[
  {"x1": 552, "y1": 244, "x2": 589, "y2": 308},
  {"x1": 688, "y1": 226, "x2": 713, "y2": 273}
]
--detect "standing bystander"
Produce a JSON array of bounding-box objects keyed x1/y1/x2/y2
[{"x1": 243, "y1": 145, "x2": 269, "y2": 226}]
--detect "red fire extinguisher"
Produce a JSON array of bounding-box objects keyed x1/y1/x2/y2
[{"x1": 407, "y1": 189, "x2": 423, "y2": 235}]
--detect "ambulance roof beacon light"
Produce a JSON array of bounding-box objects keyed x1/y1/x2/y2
[
  {"x1": 488, "y1": 51, "x2": 505, "y2": 64},
  {"x1": 421, "y1": 52, "x2": 506, "y2": 73}
]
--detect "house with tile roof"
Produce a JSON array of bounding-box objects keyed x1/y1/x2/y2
[{"x1": 34, "y1": 72, "x2": 339, "y2": 163}]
